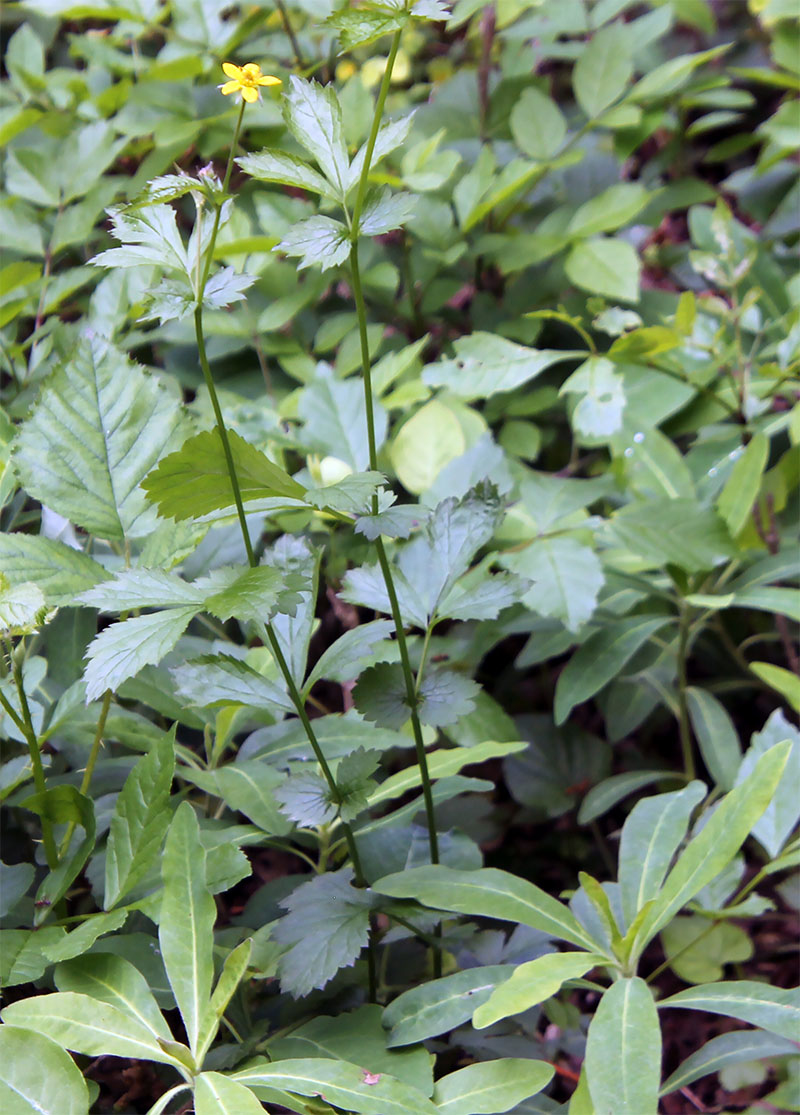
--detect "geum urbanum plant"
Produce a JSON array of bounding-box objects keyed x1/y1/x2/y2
[{"x1": 1, "y1": 2, "x2": 799, "y2": 1114}]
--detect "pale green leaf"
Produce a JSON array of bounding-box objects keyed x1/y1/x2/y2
[
  {"x1": 422, "y1": 333, "x2": 582, "y2": 400},
  {"x1": 83, "y1": 606, "x2": 197, "y2": 701},
  {"x1": 607, "y1": 498, "x2": 735, "y2": 571},
  {"x1": 473, "y1": 951, "x2": 604, "y2": 1029},
  {"x1": 237, "y1": 149, "x2": 335, "y2": 198},
  {"x1": 0, "y1": 1026, "x2": 89, "y2": 1115},
  {"x1": 0, "y1": 533, "x2": 105, "y2": 607},
  {"x1": 565, "y1": 238, "x2": 641, "y2": 303},
  {"x1": 735, "y1": 710, "x2": 800, "y2": 857},
  {"x1": 661, "y1": 1030, "x2": 800, "y2": 1096},
  {"x1": 276, "y1": 215, "x2": 350, "y2": 271},
  {"x1": 567, "y1": 183, "x2": 649, "y2": 238},
  {"x1": 54, "y1": 953, "x2": 170, "y2": 1041},
  {"x1": 434, "y1": 1059, "x2": 555, "y2": 1115},
  {"x1": 367, "y1": 740, "x2": 526, "y2": 809},
  {"x1": 573, "y1": 24, "x2": 633, "y2": 117},
  {"x1": 585, "y1": 978, "x2": 661, "y2": 1115},
  {"x1": 284, "y1": 76, "x2": 350, "y2": 198},
  {"x1": 510, "y1": 87, "x2": 567, "y2": 160},
  {"x1": 659, "y1": 981, "x2": 800, "y2": 1041},
  {"x1": 716, "y1": 432, "x2": 768, "y2": 536},
  {"x1": 373, "y1": 865, "x2": 597, "y2": 950},
  {"x1": 383, "y1": 966, "x2": 514, "y2": 1046},
  {"x1": 160, "y1": 802, "x2": 216, "y2": 1059},
  {"x1": 195, "y1": 1072, "x2": 266, "y2": 1115}
]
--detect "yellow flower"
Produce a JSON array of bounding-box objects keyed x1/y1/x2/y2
[{"x1": 219, "y1": 62, "x2": 281, "y2": 103}]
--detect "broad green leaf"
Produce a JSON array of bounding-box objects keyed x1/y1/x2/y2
[
  {"x1": 686, "y1": 687, "x2": 741, "y2": 791},
  {"x1": 354, "y1": 662, "x2": 479, "y2": 730},
  {"x1": 368, "y1": 740, "x2": 526, "y2": 808},
  {"x1": 142, "y1": 428, "x2": 306, "y2": 521},
  {"x1": 502, "y1": 537, "x2": 605, "y2": 633},
  {"x1": 554, "y1": 616, "x2": 672, "y2": 725},
  {"x1": 91, "y1": 204, "x2": 189, "y2": 274},
  {"x1": 160, "y1": 802, "x2": 216, "y2": 1059},
  {"x1": 1, "y1": 928, "x2": 66, "y2": 988},
  {"x1": 659, "y1": 981, "x2": 800, "y2": 1041},
  {"x1": 305, "y1": 619, "x2": 396, "y2": 691},
  {"x1": 567, "y1": 183, "x2": 649, "y2": 238},
  {"x1": 561, "y1": 356, "x2": 626, "y2": 440},
  {"x1": 383, "y1": 966, "x2": 514, "y2": 1046},
  {"x1": 233, "y1": 1058, "x2": 438, "y2": 1115},
  {"x1": 473, "y1": 951, "x2": 604, "y2": 1029},
  {"x1": 299, "y1": 364, "x2": 387, "y2": 472},
  {"x1": 268, "y1": 1005, "x2": 433, "y2": 1095},
  {"x1": 613, "y1": 425, "x2": 695, "y2": 500},
  {"x1": 276, "y1": 215, "x2": 351, "y2": 271},
  {"x1": 573, "y1": 23, "x2": 633, "y2": 117},
  {"x1": 0, "y1": 1026, "x2": 89, "y2": 1115},
  {"x1": 0, "y1": 533, "x2": 105, "y2": 607},
  {"x1": 272, "y1": 868, "x2": 372, "y2": 997},
  {"x1": 284, "y1": 76, "x2": 350, "y2": 198},
  {"x1": 83, "y1": 606, "x2": 197, "y2": 702},
  {"x1": 510, "y1": 87, "x2": 566, "y2": 160},
  {"x1": 607, "y1": 498, "x2": 735, "y2": 571},
  {"x1": 630, "y1": 45, "x2": 730, "y2": 102},
  {"x1": 0, "y1": 992, "x2": 186, "y2": 1069},
  {"x1": 433, "y1": 1059, "x2": 555, "y2": 1115},
  {"x1": 195, "y1": 1072, "x2": 266, "y2": 1115},
  {"x1": 79, "y1": 568, "x2": 205, "y2": 611},
  {"x1": 373, "y1": 866, "x2": 597, "y2": 950},
  {"x1": 12, "y1": 335, "x2": 187, "y2": 542},
  {"x1": 389, "y1": 400, "x2": 466, "y2": 493},
  {"x1": 660, "y1": 1030, "x2": 800, "y2": 1095},
  {"x1": 585, "y1": 978, "x2": 661, "y2": 1115},
  {"x1": 422, "y1": 333, "x2": 582, "y2": 401},
  {"x1": 105, "y1": 733, "x2": 175, "y2": 908},
  {"x1": 360, "y1": 189, "x2": 418, "y2": 236},
  {"x1": 565, "y1": 238, "x2": 641, "y2": 303},
  {"x1": 661, "y1": 916, "x2": 753, "y2": 984},
  {"x1": 237, "y1": 149, "x2": 335, "y2": 198},
  {"x1": 618, "y1": 781, "x2": 707, "y2": 928},
  {"x1": 716, "y1": 433, "x2": 768, "y2": 536},
  {"x1": 54, "y1": 953, "x2": 170, "y2": 1041},
  {"x1": 184, "y1": 762, "x2": 292, "y2": 836},
  {"x1": 629, "y1": 743, "x2": 790, "y2": 958},
  {"x1": 172, "y1": 655, "x2": 294, "y2": 713},
  {"x1": 735, "y1": 710, "x2": 800, "y2": 857},
  {"x1": 578, "y1": 770, "x2": 683, "y2": 825}
]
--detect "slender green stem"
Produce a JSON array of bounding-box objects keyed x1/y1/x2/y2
[
  {"x1": 348, "y1": 28, "x2": 441, "y2": 976},
  {"x1": 59, "y1": 688, "x2": 112, "y2": 858},
  {"x1": 275, "y1": 0, "x2": 305, "y2": 70},
  {"x1": 676, "y1": 604, "x2": 695, "y2": 781},
  {"x1": 197, "y1": 98, "x2": 247, "y2": 301},
  {"x1": 5, "y1": 655, "x2": 58, "y2": 869}
]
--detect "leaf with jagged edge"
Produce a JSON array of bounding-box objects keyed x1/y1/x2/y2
[{"x1": 12, "y1": 334, "x2": 189, "y2": 542}]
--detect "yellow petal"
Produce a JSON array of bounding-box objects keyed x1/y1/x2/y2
[
  {"x1": 220, "y1": 80, "x2": 240, "y2": 95},
  {"x1": 222, "y1": 62, "x2": 242, "y2": 79},
  {"x1": 242, "y1": 62, "x2": 262, "y2": 76},
  {"x1": 241, "y1": 85, "x2": 259, "y2": 102},
  {"x1": 256, "y1": 74, "x2": 281, "y2": 86}
]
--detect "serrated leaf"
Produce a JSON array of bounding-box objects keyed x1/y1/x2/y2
[
  {"x1": 299, "y1": 365, "x2": 387, "y2": 472},
  {"x1": 0, "y1": 574, "x2": 49, "y2": 637},
  {"x1": 184, "y1": 762, "x2": 291, "y2": 836},
  {"x1": 275, "y1": 770, "x2": 333, "y2": 826},
  {"x1": 305, "y1": 470, "x2": 385, "y2": 515},
  {"x1": 336, "y1": 748, "x2": 381, "y2": 821},
  {"x1": 353, "y1": 662, "x2": 478, "y2": 730},
  {"x1": 0, "y1": 1026, "x2": 89, "y2": 1115},
  {"x1": 83, "y1": 607, "x2": 197, "y2": 701},
  {"x1": 105, "y1": 734, "x2": 175, "y2": 909},
  {"x1": 91, "y1": 204, "x2": 190, "y2": 274},
  {"x1": 172, "y1": 654, "x2": 294, "y2": 713},
  {"x1": 305, "y1": 619, "x2": 396, "y2": 691},
  {"x1": 12, "y1": 335, "x2": 187, "y2": 542},
  {"x1": 160, "y1": 802, "x2": 216, "y2": 1060},
  {"x1": 143, "y1": 427, "x2": 306, "y2": 521},
  {"x1": 237, "y1": 149, "x2": 335, "y2": 197},
  {"x1": 502, "y1": 536, "x2": 604, "y2": 634},
  {"x1": 354, "y1": 505, "x2": 428, "y2": 540},
  {"x1": 349, "y1": 114, "x2": 416, "y2": 188},
  {"x1": 272, "y1": 868, "x2": 372, "y2": 997},
  {"x1": 201, "y1": 565, "x2": 306, "y2": 624},
  {"x1": 284, "y1": 76, "x2": 351, "y2": 198},
  {"x1": 360, "y1": 189, "x2": 418, "y2": 236},
  {"x1": 0, "y1": 534, "x2": 105, "y2": 607},
  {"x1": 276, "y1": 215, "x2": 351, "y2": 271},
  {"x1": 329, "y1": 5, "x2": 407, "y2": 50}
]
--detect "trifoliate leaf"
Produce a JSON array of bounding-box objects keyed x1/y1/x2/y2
[
  {"x1": 283, "y1": 77, "x2": 351, "y2": 199},
  {"x1": 417, "y1": 668, "x2": 479, "y2": 728},
  {"x1": 171, "y1": 654, "x2": 294, "y2": 713},
  {"x1": 237, "y1": 149, "x2": 335, "y2": 198},
  {"x1": 273, "y1": 868, "x2": 372, "y2": 997},
  {"x1": 354, "y1": 663, "x2": 479, "y2": 730},
  {"x1": 276, "y1": 215, "x2": 350, "y2": 271},
  {"x1": 91, "y1": 204, "x2": 190, "y2": 274}
]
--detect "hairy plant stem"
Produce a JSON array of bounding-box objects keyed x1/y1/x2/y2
[
  {"x1": 59, "y1": 688, "x2": 112, "y2": 858},
  {"x1": 196, "y1": 112, "x2": 375, "y2": 998},
  {"x1": 349, "y1": 26, "x2": 441, "y2": 976},
  {"x1": 1, "y1": 651, "x2": 58, "y2": 869}
]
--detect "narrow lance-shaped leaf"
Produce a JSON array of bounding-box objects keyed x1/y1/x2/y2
[
  {"x1": 659, "y1": 981, "x2": 800, "y2": 1042},
  {"x1": 473, "y1": 951, "x2": 605, "y2": 1029},
  {"x1": 159, "y1": 802, "x2": 216, "y2": 1060},
  {"x1": 105, "y1": 732, "x2": 175, "y2": 909},
  {"x1": 584, "y1": 978, "x2": 661, "y2": 1115},
  {"x1": 433, "y1": 1059, "x2": 555, "y2": 1115},
  {"x1": 383, "y1": 966, "x2": 514, "y2": 1047},
  {"x1": 54, "y1": 953, "x2": 171, "y2": 1042},
  {"x1": 0, "y1": 1026, "x2": 89, "y2": 1115},
  {"x1": 194, "y1": 1072, "x2": 266, "y2": 1115}
]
